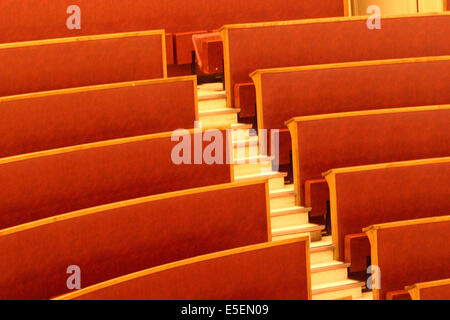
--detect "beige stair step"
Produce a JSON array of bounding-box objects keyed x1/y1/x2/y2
[
  {"x1": 312, "y1": 279, "x2": 365, "y2": 300},
  {"x1": 271, "y1": 214, "x2": 309, "y2": 230},
  {"x1": 199, "y1": 108, "x2": 240, "y2": 128},
  {"x1": 311, "y1": 261, "x2": 351, "y2": 286},
  {"x1": 271, "y1": 206, "x2": 310, "y2": 217},
  {"x1": 269, "y1": 186, "x2": 296, "y2": 209},
  {"x1": 233, "y1": 157, "x2": 272, "y2": 177},
  {"x1": 231, "y1": 123, "x2": 253, "y2": 130},
  {"x1": 355, "y1": 291, "x2": 373, "y2": 300},
  {"x1": 198, "y1": 98, "x2": 227, "y2": 112},
  {"x1": 198, "y1": 91, "x2": 227, "y2": 101},
  {"x1": 233, "y1": 171, "x2": 286, "y2": 187},
  {"x1": 272, "y1": 223, "x2": 324, "y2": 241},
  {"x1": 197, "y1": 82, "x2": 224, "y2": 92},
  {"x1": 310, "y1": 243, "x2": 336, "y2": 265},
  {"x1": 233, "y1": 135, "x2": 259, "y2": 147}
]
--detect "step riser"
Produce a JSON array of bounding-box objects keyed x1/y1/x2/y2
[
  {"x1": 311, "y1": 268, "x2": 349, "y2": 287},
  {"x1": 233, "y1": 146, "x2": 259, "y2": 161},
  {"x1": 198, "y1": 99, "x2": 227, "y2": 111},
  {"x1": 312, "y1": 287, "x2": 363, "y2": 301},
  {"x1": 233, "y1": 161, "x2": 272, "y2": 177},
  {"x1": 272, "y1": 229, "x2": 322, "y2": 242},
  {"x1": 199, "y1": 113, "x2": 238, "y2": 129},
  {"x1": 310, "y1": 250, "x2": 335, "y2": 265},
  {"x1": 271, "y1": 214, "x2": 309, "y2": 230},
  {"x1": 270, "y1": 195, "x2": 296, "y2": 210},
  {"x1": 269, "y1": 177, "x2": 285, "y2": 190}
]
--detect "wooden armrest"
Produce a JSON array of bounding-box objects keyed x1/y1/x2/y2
[{"x1": 344, "y1": 233, "x2": 371, "y2": 273}]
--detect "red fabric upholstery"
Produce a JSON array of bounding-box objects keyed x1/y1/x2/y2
[
  {"x1": 0, "y1": 181, "x2": 269, "y2": 300},
  {"x1": 166, "y1": 33, "x2": 175, "y2": 64},
  {"x1": 0, "y1": 0, "x2": 345, "y2": 69},
  {"x1": 59, "y1": 239, "x2": 310, "y2": 300},
  {"x1": 235, "y1": 83, "x2": 256, "y2": 118},
  {"x1": 226, "y1": 14, "x2": 450, "y2": 109},
  {"x1": 386, "y1": 290, "x2": 411, "y2": 300},
  {"x1": 305, "y1": 179, "x2": 328, "y2": 218},
  {"x1": 193, "y1": 33, "x2": 223, "y2": 74},
  {"x1": 174, "y1": 31, "x2": 207, "y2": 64},
  {"x1": 289, "y1": 108, "x2": 450, "y2": 207},
  {"x1": 0, "y1": 33, "x2": 166, "y2": 97},
  {"x1": 344, "y1": 234, "x2": 371, "y2": 273},
  {"x1": 371, "y1": 218, "x2": 450, "y2": 300},
  {"x1": 0, "y1": 78, "x2": 197, "y2": 158},
  {"x1": 333, "y1": 160, "x2": 450, "y2": 265},
  {"x1": 418, "y1": 283, "x2": 450, "y2": 300},
  {"x1": 0, "y1": 131, "x2": 231, "y2": 229},
  {"x1": 257, "y1": 58, "x2": 450, "y2": 132}
]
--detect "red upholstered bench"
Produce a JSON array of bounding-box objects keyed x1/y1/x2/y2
[
  {"x1": 0, "y1": 31, "x2": 167, "y2": 97},
  {"x1": 0, "y1": 0, "x2": 346, "y2": 76},
  {"x1": 55, "y1": 238, "x2": 312, "y2": 300},
  {"x1": 251, "y1": 57, "x2": 450, "y2": 166},
  {"x1": 0, "y1": 130, "x2": 232, "y2": 229},
  {"x1": 0, "y1": 181, "x2": 270, "y2": 300},
  {"x1": 222, "y1": 13, "x2": 450, "y2": 116},
  {"x1": 286, "y1": 106, "x2": 450, "y2": 218},
  {"x1": 192, "y1": 32, "x2": 223, "y2": 75},
  {"x1": 365, "y1": 215, "x2": 450, "y2": 300},
  {"x1": 0, "y1": 76, "x2": 198, "y2": 158},
  {"x1": 407, "y1": 279, "x2": 450, "y2": 300},
  {"x1": 324, "y1": 157, "x2": 450, "y2": 272}
]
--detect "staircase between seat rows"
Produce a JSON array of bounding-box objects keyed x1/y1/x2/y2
[{"x1": 197, "y1": 83, "x2": 371, "y2": 300}]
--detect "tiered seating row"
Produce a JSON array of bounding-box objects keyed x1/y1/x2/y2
[
  {"x1": 0, "y1": 0, "x2": 346, "y2": 69},
  {"x1": 324, "y1": 157, "x2": 450, "y2": 272},
  {"x1": 222, "y1": 13, "x2": 450, "y2": 116},
  {"x1": 0, "y1": 31, "x2": 167, "y2": 97},
  {"x1": 0, "y1": 131, "x2": 232, "y2": 229},
  {"x1": 0, "y1": 180, "x2": 270, "y2": 299},
  {"x1": 365, "y1": 216, "x2": 450, "y2": 300},
  {"x1": 0, "y1": 76, "x2": 198, "y2": 158},
  {"x1": 55, "y1": 238, "x2": 311, "y2": 300}
]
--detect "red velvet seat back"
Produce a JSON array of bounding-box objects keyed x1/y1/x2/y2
[
  {"x1": 325, "y1": 158, "x2": 450, "y2": 260},
  {"x1": 0, "y1": 181, "x2": 269, "y2": 300},
  {"x1": 56, "y1": 238, "x2": 311, "y2": 300},
  {"x1": 0, "y1": 31, "x2": 166, "y2": 97},
  {"x1": 287, "y1": 107, "x2": 450, "y2": 206},
  {"x1": 222, "y1": 13, "x2": 450, "y2": 108},
  {"x1": 0, "y1": 77, "x2": 197, "y2": 158},
  {"x1": 253, "y1": 57, "x2": 450, "y2": 132},
  {"x1": 408, "y1": 280, "x2": 450, "y2": 300},
  {"x1": 0, "y1": 131, "x2": 231, "y2": 229},
  {"x1": 365, "y1": 216, "x2": 450, "y2": 300}
]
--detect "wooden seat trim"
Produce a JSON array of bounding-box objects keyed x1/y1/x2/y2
[{"x1": 406, "y1": 278, "x2": 450, "y2": 300}]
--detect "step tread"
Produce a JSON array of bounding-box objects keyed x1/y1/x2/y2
[
  {"x1": 199, "y1": 108, "x2": 240, "y2": 117},
  {"x1": 198, "y1": 93, "x2": 227, "y2": 101},
  {"x1": 231, "y1": 123, "x2": 253, "y2": 130},
  {"x1": 271, "y1": 206, "x2": 310, "y2": 217},
  {"x1": 311, "y1": 261, "x2": 351, "y2": 273},
  {"x1": 269, "y1": 186, "x2": 295, "y2": 198},
  {"x1": 310, "y1": 236, "x2": 332, "y2": 248},
  {"x1": 234, "y1": 171, "x2": 287, "y2": 182},
  {"x1": 310, "y1": 243, "x2": 336, "y2": 253},
  {"x1": 312, "y1": 279, "x2": 365, "y2": 295},
  {"x1": 233, "y1": 155, "x2": 272, "y2": 164},
  {"x1": 272, "y1": 223, "x2": 324, "y2": 237}
]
